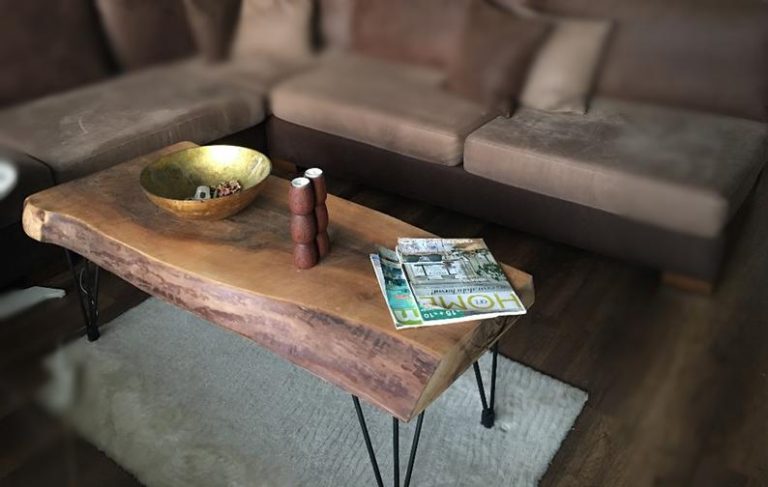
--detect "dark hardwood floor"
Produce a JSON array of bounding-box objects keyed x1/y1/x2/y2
[{"x1": 2, "y1": 172, "x2": 767, "y2": 486}]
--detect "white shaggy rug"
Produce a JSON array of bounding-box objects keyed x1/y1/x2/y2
[{"x1": 40, "y1": 298, "x2": 587, "y2": 487}]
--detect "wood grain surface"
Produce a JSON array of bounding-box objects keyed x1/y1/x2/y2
[{"x1": 22, "y1": 142, "x2": 534, "y2": 422}]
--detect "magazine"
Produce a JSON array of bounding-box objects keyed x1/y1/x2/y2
[{"x1": 369, "y1": 238, "x2": 526, "y2": 329}]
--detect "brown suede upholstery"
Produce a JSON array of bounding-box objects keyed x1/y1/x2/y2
[
  {"x1": 464, "y1": 98, "x2": 768, "y2": 238},
  {"x1": 95, "y1": 0, "x2": 196, "y2": 69},
  {"x1": 0, "y1": 0, "x2": 112, "y2": 108},
  {"x1": 319, "y1": 0, "x2": 355, "y2": 50},
  {"x1": 0, "y1": 61, "x2": 266, "y2": 183},
  {"x1": 204, "y1": 55, "x2": 316, "y2": 98},
  {"x1": 504, "y1": 0, "x2": 768, "y2": 121},
  {"x1": 268, "y1": 116, "x2": 730, "y2": 280},
  {"x1": 270, "y1": 54, "x2": 495, "y2": 166},
  {"x1": 596, "y1": 13, "x2": 768, "y2": 121},
  {"x1": 0, "y1": 147, "x2": 54, "y2": 228},
  {"x1": 182, "y1": 0, "x2": 242, "y2": 61},
  {"x1": 231, "y1": 0, "x2": 314, "y2": 61},
  {"x1": 351, "y1": 0, "x2": 471, "y2": 69},
  {"x1": 513, "y1": 0, "x2": 763, "y2": 20},
  {"x1": 446, "y1": 0, "x2": 550, "y2": 114}
]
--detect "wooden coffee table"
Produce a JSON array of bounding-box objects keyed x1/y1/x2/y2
[{"x1": 23, "y1": 142, "x2": 534, "y2": 487}]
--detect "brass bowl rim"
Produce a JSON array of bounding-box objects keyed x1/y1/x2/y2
[{"x1": 139, "y1": 145, "x2": 272, "y2": 202}]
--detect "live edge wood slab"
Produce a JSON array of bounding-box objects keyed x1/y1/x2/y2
[{"x1": 23, "y1": 142, "x2": 534, "y2": 422}]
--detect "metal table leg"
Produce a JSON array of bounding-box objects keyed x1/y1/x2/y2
[
  {"x1": 473, "y1": 341, "x2": 499, "y2": 428},
  {"x1": 64, "y1": 250, "x2": 101, "y2": 342},
  {"x1": 352, "y1": 396, "x2": 425, "y2": 487}
]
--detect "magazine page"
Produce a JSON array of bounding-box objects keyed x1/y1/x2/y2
[{"x1": 396, "y1": 238, "x2": 526, "y2": 317}]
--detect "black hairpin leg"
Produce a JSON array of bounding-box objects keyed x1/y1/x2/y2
[
  {"x1": 352, "y1": 396, "x2": 425, "y2": 487},
  {"x1": 64, "y1": 250, "x2": 100, "y2": 342},
  {"x1": 473, "y1": 341, "x2": 499, "y2": 428}
]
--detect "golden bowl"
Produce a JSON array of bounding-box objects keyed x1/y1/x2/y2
[{"x1": 140, "y1": 145, "x2": 271, "y2": 220}]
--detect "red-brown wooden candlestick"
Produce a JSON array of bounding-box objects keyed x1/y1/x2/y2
[
  {"x1": 316, "y1": 231, "x2": 330, "y2": 258},
  {"x1": 304, "y1": 168, "x2": 327, "y2": 204},
  {"x1": 289, "y1": 177, "x2": 318, "y2": 268},
  {"x1": 291, "y1": 213, "x2": 317, "y2": 244},
  {"x1": 289, "y1": 177, "x2": 315, "y2": 215},
  {"x1": 293, "y1": 242, "x2": 319, "y2": 269},
  {"x1": 305, "y1": 168, "x2": 330, "y2": 258}
]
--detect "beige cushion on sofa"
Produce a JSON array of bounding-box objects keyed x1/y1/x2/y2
[
  {"x1": 270, "y1": 54, "x2": 495, "y2": 166},
  {"x1": 207, "y1": 55, "x2": 315, "y2": 96},
  {"x1": 232, "y1": 0, "x2": 313, "y2": 61},
  {"x1": 0, "y1": 60, "x2": 267, "y2": 183},
  {"x1": 464, "y1": 97, "x2": 768, "y2": 237},
  {"x1": 520, "y1": 18, "x2": 611, "y2": 114}
]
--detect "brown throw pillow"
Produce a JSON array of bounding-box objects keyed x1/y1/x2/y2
[
  {"x1": 446, "y1": 1, "x2": 550, "y2": 115},
  {"x1": 182, "y1": 0, "x2": 242, "y2": 62},
  {"x1": 351, "y1": 0, "x2": 472, "y2": 69},
  {"x1": 96, "y1": 0, "x2": 196, "y2": 69}
]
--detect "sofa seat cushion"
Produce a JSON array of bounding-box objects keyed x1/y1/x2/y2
[
  {"x1": 208, "y1": 55, "x2": 315, "y2": 102},
  {"x1": 464, "y1": 97, "x2": 768, "y2": 237},
  {"x1": 0, "y1": 147, "x2": 54, "y2": 228},
  {"x1": 0, "y1": 60, "x2": 267, "y2": 183},
  {"x1": 270, "y1": 54, "x2": 495, "y2": 166}
]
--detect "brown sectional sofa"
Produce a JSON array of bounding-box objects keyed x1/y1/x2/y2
[{"x1": 1, "y1": 0, "x2": 766, "y2": 289}]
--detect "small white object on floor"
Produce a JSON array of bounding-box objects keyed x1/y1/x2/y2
[{"x1": 0, "y1": 286, "x2": 66, "y2": 320}]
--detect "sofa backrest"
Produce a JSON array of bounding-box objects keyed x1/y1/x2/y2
[
  {"x1": 94, "y1": 0, "x2": 196, "y2": 71},
  {"x1": 318, "y1": 0, "x2": 355, "y2": 50},
  {"x1": 0, "y1": 0, "x2": 199, "y2": 110},
  {"x1": 0, "y1": 0, "x2": 114, "y2": 109},
  {"x1": 516, "y1": 0, "x2": 768, "y2": 121},
  {"x1": 318, "y1": 0, "x2": 767, "y2": 121}
]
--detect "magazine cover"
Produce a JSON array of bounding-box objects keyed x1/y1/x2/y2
[
  {"x1": 370, "y1": 238, "x2": 526, "y2": 329},
  {"x1": 370, "y1": 252, "x2": 423, "y2": 328}
]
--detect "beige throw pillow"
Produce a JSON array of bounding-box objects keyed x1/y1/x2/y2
[
  {"x1": 231, "y1": 0, "x2": 313, "y2": 60},
  {"x1": 520, "y1": 19, "x2": 611, "y2": 114}
]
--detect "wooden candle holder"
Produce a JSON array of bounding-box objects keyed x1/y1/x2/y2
[
  {"x1": 289, "y1": 177, "x2": 318, "y2": 269},
  {"x1": 305, "y1": 168, "x2": 330, "y2": 258}
]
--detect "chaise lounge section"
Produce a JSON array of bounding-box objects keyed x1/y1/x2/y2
[{"x1": 0, "y1": 61, "x2": 266, "y2": 184}]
